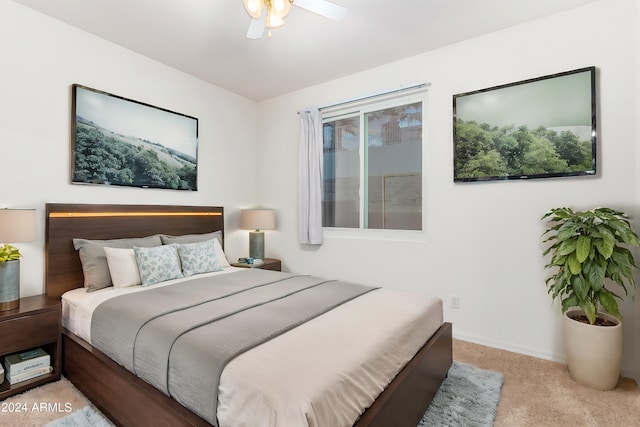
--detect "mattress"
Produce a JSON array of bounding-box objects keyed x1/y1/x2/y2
[{"x1": 61, "y1": 268, "x2": 443, "y2": 427}]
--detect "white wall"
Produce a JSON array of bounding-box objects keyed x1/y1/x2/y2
[
  {"x1": 3, "y1": 0, "x2": 638, "y2": 381},
  {"x1": 256, "y1": 0, "x2": 640, "y2": 380},
  {"x1": 0, "y1": 1, "x2": 259, "y2": 297}
]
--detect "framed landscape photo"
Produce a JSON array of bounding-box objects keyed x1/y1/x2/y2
[
  {"x1": 453, "y1": 67, "x2": 596, "y2": 182},
  {"x1": 71, "y1": 84, "x2": 198, "y2": 190}
]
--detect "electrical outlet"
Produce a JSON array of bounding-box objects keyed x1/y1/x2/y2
[{"x1": 450, "y1": 295, "x2": 460, "y2": 309}]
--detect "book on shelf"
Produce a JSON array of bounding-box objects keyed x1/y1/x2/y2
[
  {"x1": 4, "y1": 348, "x2": 50, "y2": 377},
  {"x1": 8, "y1": 365, "x2": 52, "y2": 385}
]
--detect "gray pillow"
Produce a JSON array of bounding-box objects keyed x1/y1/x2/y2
[
  {"x1": 73, "y1": 235, "x2": 162, "y2": 291},
  {"x1": 160, "y1": 230, "x2": 222, "y2": 246},
  {"x1": 160, "y1": 231, "x2": 230, "y2": 268}
]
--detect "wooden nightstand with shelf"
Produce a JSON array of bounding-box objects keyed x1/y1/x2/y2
[
  {"x1": 231, "y1": 258, "x2": 282, "y2": 272},
  {"x1": 0, "y1": 295, "x2": 62, "y2": 400}
]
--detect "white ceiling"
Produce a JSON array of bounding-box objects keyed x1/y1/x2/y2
[{"x1": 14, "y1": 0, "x2": 600, "y2": 101}]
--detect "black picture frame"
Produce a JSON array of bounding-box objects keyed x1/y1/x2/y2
[
  {"x1": 453, "y1": 67, "x2": 596, "y2": 183},
  {"x1": 71, "y1": 84, "x2": 198, "y2": 191}
]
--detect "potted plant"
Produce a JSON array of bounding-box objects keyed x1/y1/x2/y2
[
  {"x1": 541, "y1": 207, "x2": 639, "y2": 390},
  {"x1": 0, "y1": 244, "x2": 23, "y2": 263},
  {"x1": 0, "y1": 243, "x2": 23, "y2": 311}
]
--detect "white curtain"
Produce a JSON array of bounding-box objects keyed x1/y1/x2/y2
[{"x1": 298, "y1": 108, "x2": 323, "y2": 245}]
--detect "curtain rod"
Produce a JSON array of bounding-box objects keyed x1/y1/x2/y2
[{"x1": 299, "y1": 82, "x2": 429, "y2": 115}]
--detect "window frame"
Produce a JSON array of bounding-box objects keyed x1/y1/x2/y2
[{"x1": 321, "y1": 91, "x2": 428, "y2": 240}]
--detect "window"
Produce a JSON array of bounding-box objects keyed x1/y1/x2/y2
[{"x1": 322, "y1": 98, "x2": 423, "y2": 231}]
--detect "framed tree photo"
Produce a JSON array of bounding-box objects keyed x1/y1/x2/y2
[
  {"x1": 71, "y1": 84, "x2": 198, "y2": 191},
  {"x1": 453, "y1": 67, "x2": 596, "y2": 183}
]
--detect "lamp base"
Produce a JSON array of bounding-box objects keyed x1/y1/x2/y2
[
  {"x1": 0, "y1": 260, "x2": 20, "y2": 311},
  {"x1": 0, "y1": 299, "x2": 19, "y2": 311},
  {"x1": 249, "y1": 231, "x2": 265, "y2": 260}
]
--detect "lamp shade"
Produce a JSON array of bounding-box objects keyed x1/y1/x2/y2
[
  {"x1": 0, "y1": 209, "x2": 36, "y2": 243},
  {"x1": 240, "y1": 209, "x2": 275, "y2": 231},
  {"x1": 0, "y1": 208, "x2": 35, "y2": 311}
]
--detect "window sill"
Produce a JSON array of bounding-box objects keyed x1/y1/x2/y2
[{"x1": 322, "y1": 227, "x2": 427, "y2": 243}]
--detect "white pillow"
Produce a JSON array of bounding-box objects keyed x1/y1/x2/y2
[
  {"x1": 103, "y1": 247, "x2": 141, "y2": 288},
  {"x1": 212, "y1": 238, "x2": 231, "y2": 268}
]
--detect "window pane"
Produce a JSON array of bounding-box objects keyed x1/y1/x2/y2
[
  {"x1": 365, "y1": 102, "x2": 422, "y2": 230},
  {"x1": 322, "y1": 117, "x2": 360, "y2": 228}
]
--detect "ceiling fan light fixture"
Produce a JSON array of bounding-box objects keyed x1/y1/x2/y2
[
  {"x1": 244, "y1": 0, "x2": 346, "y2": 39},
  {"x1": 267, "y1": 10, "x2": 285, "y2": 28},
  {"x1": 243, "y1": 0, "x2": 265, "y2": 19},
  {"x1": 271, "y1": 0, "x2": 292, "y2": 18}
]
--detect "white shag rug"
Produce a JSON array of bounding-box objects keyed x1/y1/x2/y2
[{"x1": 419, "y1": 361, "x2": 504, "y2": 427}]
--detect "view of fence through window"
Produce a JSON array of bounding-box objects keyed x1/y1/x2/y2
[{"x1": 322, "y1": 101, "x2": 423, "y2": 230}]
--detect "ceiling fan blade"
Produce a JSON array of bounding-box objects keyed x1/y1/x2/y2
[
  {"x1": 294, "y1": 0, "x2": 347, "y2": 21},
  {"x1": 247, "y1": 9, "x2": 267, "y2": 39}
]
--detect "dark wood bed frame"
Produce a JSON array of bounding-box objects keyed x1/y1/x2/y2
[{"x1": 45, "y1": 203, "x2": 452, "y2": 427}]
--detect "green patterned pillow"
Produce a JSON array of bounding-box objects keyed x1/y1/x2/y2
[
  {"x1": 133, "y1": 244, "x2": 183, "y2": 286},
  {"x1": 176, "y1": 239, "x2": 222, "y2": 276}
]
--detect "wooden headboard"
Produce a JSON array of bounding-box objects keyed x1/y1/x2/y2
[{"x1": 45, "y1": 203, "x2": 224, "y2": 299}]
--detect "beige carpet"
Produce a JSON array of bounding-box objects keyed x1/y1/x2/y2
[
  {"x1": 454, "y1": 340, "x2": 640, "y2": 426},
  {"x1": 0, "y1": 377, "x2": 90, "y2": 427},
  {"x1": 1, "y1": 339, "x2": 638, "y2": 426}
]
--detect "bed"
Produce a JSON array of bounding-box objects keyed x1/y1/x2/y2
[{"x1": 45, "y1": 203, "x2": 452, "y2": 427}]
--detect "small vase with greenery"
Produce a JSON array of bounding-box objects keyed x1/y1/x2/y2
[
  {"x1": 541, "y1": 207, "x2": 639, "y2": 325},
  {"x1": 0, "y1": 244, "x2": 22, "y2": 263}
]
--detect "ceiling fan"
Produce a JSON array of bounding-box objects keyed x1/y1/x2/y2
[{"x1": 243, "y1": 0, "x2": 347, "y2": 39}]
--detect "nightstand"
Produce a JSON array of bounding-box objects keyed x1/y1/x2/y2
[
  {"x1": 231, "y1": 258, "x2": 282, "y2": 272},
  {"x1": 0, "y1": 295, "x2": 62, "y2": 400}
]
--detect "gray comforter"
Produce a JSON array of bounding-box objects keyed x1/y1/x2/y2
[{"x1": 91, "y1": 269, "x2": 376, "y2": 425}]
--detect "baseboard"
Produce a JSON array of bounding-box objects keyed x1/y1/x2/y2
[
  {"x1": 453, "y1": 332, "x2": 639, "y2": 383},
  {"x1": 621, "y1": 369, "x2": 639, "y2": 383},
  {"x1": 452, "y1": 331, "x2": 566, "y2": 364}
]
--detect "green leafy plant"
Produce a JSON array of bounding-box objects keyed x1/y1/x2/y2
[
  {"x1": 541, "y1": 207, "x2": 639, "y2": 325},
  {"x1": 0, "y1": 244, "x2": 22, "y2": 263}
]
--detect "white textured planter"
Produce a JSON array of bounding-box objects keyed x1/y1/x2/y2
[{"x1": 563, "y1": 309, "x2": 622, "y2": 390}]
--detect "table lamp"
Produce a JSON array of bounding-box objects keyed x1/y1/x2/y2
[
  {"x1": 240, "y1": 209, "x2": 275, "y2": 260},
  {"x1": 0, "y1": 209, "x2": 37, "y2": 311}
]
